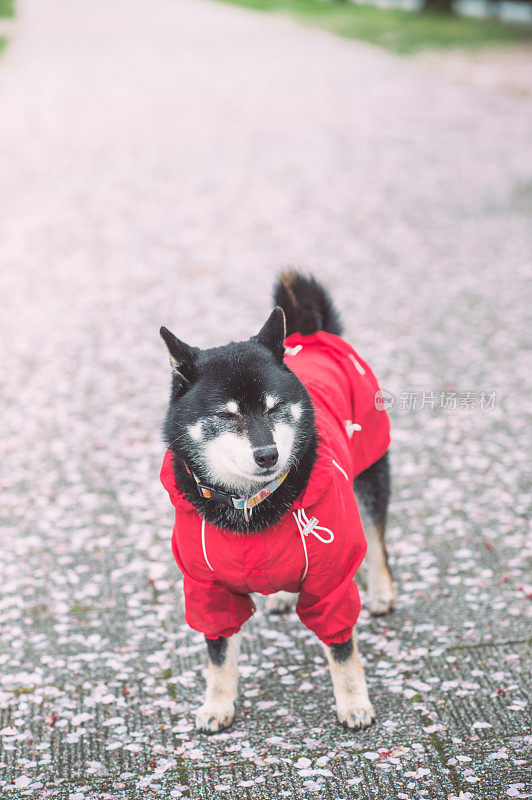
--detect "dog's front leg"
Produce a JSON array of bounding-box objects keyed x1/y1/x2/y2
[
  {"x1": 196, "y1": 632, "x2": 240, "y2": 734},
  {"x1": 323, "y1": 632, "x2": 375, "y2": 729}
]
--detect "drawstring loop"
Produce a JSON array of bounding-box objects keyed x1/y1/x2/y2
[
  {"x1": 292, "y1": 508, "x2": 335, "y2": 584},
  {"x1": 293, "y1": 508, "x2": 334, "y2": 544}
]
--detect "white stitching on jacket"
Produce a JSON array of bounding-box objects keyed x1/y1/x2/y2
[
  {"x1": 348, "y1": 353, "x2": 366, "y2": 375},
  {"x1": 332, "y1": 459, "x2": 349, "y2": 481},
  {"x1": 201, "y1": 517, "x2": 214, "y2": 572}
]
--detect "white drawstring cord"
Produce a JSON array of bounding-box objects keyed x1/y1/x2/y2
[
  {"x1": 201, "y1": 517, "x2": 214, "y2": 572},
  {"x1": 292, "y1": 509, "x2": 309, "y2": 581},
  {"x1": 299, "y1": 508, "x2": 335, "y2": 543},
  {"x1": 292, "y1": 507, "x2": 335, "y2": 583}
]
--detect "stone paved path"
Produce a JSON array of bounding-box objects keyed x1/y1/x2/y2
[{"x1": 0, "y1": 0, "x2": 531, "y2": 797}]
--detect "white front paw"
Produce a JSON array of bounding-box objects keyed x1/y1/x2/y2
[
  {"x1": 369, "y1": 585, "x2": 397, "y2": 616},
  {"x1": 195, "y1": 700, "x2": 235, "y2": 734},
  {"x1": 336, "y1": 696, "x2": 375, "y2": 730}
]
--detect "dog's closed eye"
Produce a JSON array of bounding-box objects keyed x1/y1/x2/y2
[
  {"x1": 215, "y1": 411, "x2": 239, "y2": 421},
  {"x1": 265, "y1": 401, "x2": 285, "y2": 415},
  {"x1": 215, "y1": 401, "x2": 243, "y2": 422}
]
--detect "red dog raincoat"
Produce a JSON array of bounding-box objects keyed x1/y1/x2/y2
[{"x1": 160, "y1": 332, "x2": 390, "y2": 646}]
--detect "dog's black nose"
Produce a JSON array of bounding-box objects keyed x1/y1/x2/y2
[{"x1": 253, "y1": 445, "x2": 279, "y2": 470}]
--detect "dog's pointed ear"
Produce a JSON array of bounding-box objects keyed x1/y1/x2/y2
[
  {"x1": 160, "y1": 326, "x2": 198, "y2": 388},
  {"x1": 254, "y1": 307, "x2": 286, "y2": 363}
]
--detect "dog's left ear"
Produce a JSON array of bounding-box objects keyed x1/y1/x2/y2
[{"x1": 254, "y1": 306, "x2": 286, "y2": 363}]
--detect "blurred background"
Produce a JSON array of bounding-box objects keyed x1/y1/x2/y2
[{"x1": 0, "y1": 1, "x2": 530, "y2": 798}]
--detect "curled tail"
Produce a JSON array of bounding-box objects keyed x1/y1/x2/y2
[{"x1": 273, "y1": 270, "x2": 343, "y2": 337}]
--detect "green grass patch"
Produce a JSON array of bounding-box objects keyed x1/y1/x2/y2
[
  {"x1": 9, "y1": 687, "x2": 36, "y2": 696},
  {"x1": 215, "y1": 0, "x2": 532, "y2": 53},
  {"x1": 0, "y1": 0, "x2": 14, "y2": 57},
  {"x1": 0, "y1": 0, "x2": 14, "y2": 18}
]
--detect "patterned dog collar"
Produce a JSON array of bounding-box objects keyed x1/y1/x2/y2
[{"x1": 186, "y1": 463, "x2": 291, "y2": 521}]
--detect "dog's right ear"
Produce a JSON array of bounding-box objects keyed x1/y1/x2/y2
[
  {"x1": 160, "y1": 326, "x2": 198, "y2": 390},
  {"x1": 254, "y1": 307, "x2": 286, "y2": 364}
]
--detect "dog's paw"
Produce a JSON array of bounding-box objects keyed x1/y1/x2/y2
[
  {"x1": 369, "y1": 590, "x2": 396, "y2": 616},
  {"x1": 265, "y1": 591, "x2": 296, "y2": 615},
  {"x1": 369, "y1": 581, "x2": 397, "y2": 617},
  {"x1": 195, "y1": 700, "x2": 235, "y2": 735},
  {"x1": 336, "y1": 696, "x2": 375, "y2": 730}
]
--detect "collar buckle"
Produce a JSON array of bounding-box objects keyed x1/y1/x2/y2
[{"x1": 196, "y1": 483, "x2": 235, "y2": 508}]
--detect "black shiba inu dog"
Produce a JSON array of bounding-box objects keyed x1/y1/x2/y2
[{"x1": 160, "y1": 273, "x2": 395, "y2": 733}]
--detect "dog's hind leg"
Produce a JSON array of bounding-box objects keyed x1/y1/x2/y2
[
  {"x1": 353, "y1": 451, "x2": 396, "y2": 616},
  {"x1": 265, "y1": 591, "x2": 298, "y2": 614},
  {"x1": 196, "y1": 633, "x2": 240, "y2": 734},
  {"x1": 324, "y1": 632, "x2": 375, "y2": 729}
]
